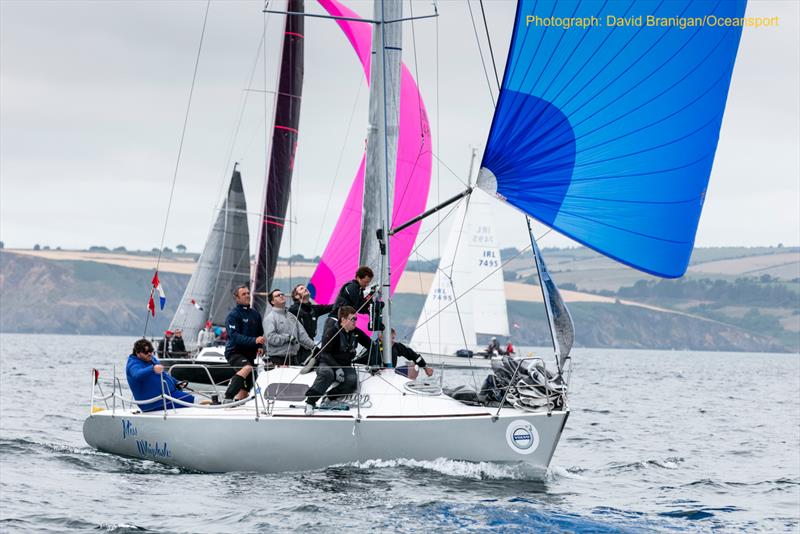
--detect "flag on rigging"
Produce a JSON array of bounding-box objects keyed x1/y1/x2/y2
[{"x1": 147, "y1": 271, "x2": 166, "y2": 316}]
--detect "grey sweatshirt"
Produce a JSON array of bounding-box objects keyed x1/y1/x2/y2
[{"x1": 264, "y1": 307, "x2": 315, "y2": 358}]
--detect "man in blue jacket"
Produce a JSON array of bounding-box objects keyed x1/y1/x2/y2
[
  {"x1": 223, "y1": 285, "x2": 265, "y2": 403},
  {"x1": 126, "y1": 338, "x2": 194, "y2": 412}
]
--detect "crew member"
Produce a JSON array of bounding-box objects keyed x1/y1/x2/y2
[
  {"x1": 288, "y1": 283, "x2": 333, "y2": 363},
  {"x1": 375, "y1": 329, "x2": 433, "y2": 379},
  {"x1": 126, "y1": 338, "x2": 194, "y2": 412},
  {"x1": 264, "y1": 288, "x2": 316, "y2": 366},
  {"x1": 304, "y1": 306, "x2": 371, "y2": 415},
  {"x1": 223, "y1": 285, "x2": 265, "y2": 403},
  {"x1": 331, "y1": 266, "x2": 374, "y2": 318}
]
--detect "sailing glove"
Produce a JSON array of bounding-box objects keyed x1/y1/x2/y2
[{"x1": 335, "y1": 368, "x2": 345, "y2": 383}]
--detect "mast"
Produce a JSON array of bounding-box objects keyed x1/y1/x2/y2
[
  {"x1": 253, "y1": 0, "x2": 305, "y2": 315},
  {"x1": 362, "y1": 0, "x2": 402, "y2": 364}
]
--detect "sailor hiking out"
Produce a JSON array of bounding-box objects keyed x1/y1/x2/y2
[{"x1": 264, "y1": 288, "x2": 316, "y2": 366}]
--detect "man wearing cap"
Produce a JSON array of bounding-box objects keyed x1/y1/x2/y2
[
  {"x1": 197, "y1": 321, "x2": 215, "y2": 348},
  {"x1": 171, "y1": 328, "x2": 187, "y2": 355},
  {"x1": 223, "y1": 285, "x2": 265, "y2": 403},
  {"x1": 157, "y1": 331, "x2": 173, "y2": 358}
]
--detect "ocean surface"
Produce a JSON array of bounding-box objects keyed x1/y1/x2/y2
[{"x1": 0, "y1": 333, "x2": 798, "y2": 533}]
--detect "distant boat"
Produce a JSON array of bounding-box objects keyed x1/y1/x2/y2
[
  {"x1": 167, "y1": 165, "x2": 250, "y2": 352},
  {"x1": 410, "y1": 152, "x2": 509, "y2": 368}
]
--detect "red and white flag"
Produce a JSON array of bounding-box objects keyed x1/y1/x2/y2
[{"x1": 191, "y1": 299, "x2": 204, "y2": 311}]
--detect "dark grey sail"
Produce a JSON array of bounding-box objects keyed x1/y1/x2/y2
[
  {"x1": 170, "y1": 166, "x2": 250, "y2": 347},
  {"x1": 253, "y1": 0, "x2": 305, "y2": 315}
]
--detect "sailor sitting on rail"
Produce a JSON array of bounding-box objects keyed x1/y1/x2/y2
[
  {"x1": 126, "y1": 338, "x2": 194, "y2": 412},
  {"x1": 303, "y1": 306, "x2": 371, "y2": 415}
]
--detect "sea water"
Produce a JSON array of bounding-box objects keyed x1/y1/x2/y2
[{"x1": 0, "y1": 334, "x2": 798, "y2": 533}]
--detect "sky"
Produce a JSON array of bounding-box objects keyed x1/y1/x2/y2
[{"x1": 1, "y1": 0, "x2": 799, "y2": 263}]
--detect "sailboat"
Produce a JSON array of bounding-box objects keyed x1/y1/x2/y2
[
  {"x1": 84, "y1": 0, "x2": 746, "y2": 473},
  {"x1": 410, "y1": 152, "x2": 509, "y2": 368}
]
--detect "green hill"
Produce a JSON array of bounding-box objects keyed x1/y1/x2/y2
[{"x1": 1, "y1": 250, "x2": 794, "y2": 352}]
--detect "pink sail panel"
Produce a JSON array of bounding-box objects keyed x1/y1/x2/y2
[{"x1": 309, "y1": 0, "x2": 433, "y2": 315}]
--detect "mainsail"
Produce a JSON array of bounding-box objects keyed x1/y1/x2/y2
[
  {"x1": 477, "y1": 0, "x2": 747, "y2": 278},
  {"x1": 253, "y1": 0, "x2": 305, "y2": 315},
  {"x1": 308, "y1": 0, "x2": 432, "y2": 306},
  {"x1": 170, "y1": 166, "x2": 250, "y2": 346}
]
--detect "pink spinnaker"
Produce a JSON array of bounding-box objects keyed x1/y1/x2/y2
[{"x1": 309, "y1": 0, "x2": 432, "y2": 317}]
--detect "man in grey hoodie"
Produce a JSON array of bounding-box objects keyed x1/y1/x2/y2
[{"x1": 264, "y1": 289, "x2": 316, "y2": 366}]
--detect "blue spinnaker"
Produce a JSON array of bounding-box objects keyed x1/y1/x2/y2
[{"x1": 478, "y1": 0, "x2": 746, "y2": 278}]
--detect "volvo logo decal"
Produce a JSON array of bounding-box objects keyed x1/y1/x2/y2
[{"x1": 505, "y1": 420, "x2": 540, "y2": 455}]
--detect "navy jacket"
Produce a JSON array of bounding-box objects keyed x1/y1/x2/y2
[
  {"x1": 225, "y1": 304, "x2": 264, "y2": 359},
  {"x1": 126, "y1": 354, "x2": 194, "y2": 412}
]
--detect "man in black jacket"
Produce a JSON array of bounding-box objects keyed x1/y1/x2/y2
[
  {"x1": 376, "y1": 329, "x2": 433, "y2": 379},
  {"x1": 304, "y1": 306, "x2": 371, "y2": 415},
  {"x1": 330, "y1": 265, "x2": 374, "y2": 318},
  {"x1": 288, "y1": 283, "x2": 333, "y2": 364},
  {"x1": 223, "y1": 285, "x2": 265, "y2": 403}
]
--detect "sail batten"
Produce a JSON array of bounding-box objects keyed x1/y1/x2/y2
[{"x1": 481, "y1": 0, "x2": 746, "y2": 278}]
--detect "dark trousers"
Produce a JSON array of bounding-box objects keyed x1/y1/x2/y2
[{"x1": 305, "y1": 363, "x2": 357, "y2": 406}]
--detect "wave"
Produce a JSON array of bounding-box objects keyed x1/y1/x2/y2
[
  {"x1": 336, "y1": 457, "x2": 549, "y2": 481},
  {"x1": 606, "y1": 456, "x2": 685, "y2": 471},
  {"x1": 0, "y1": 437, "x2": 188, "y2": 475},
  {"x1": 659, "y1": 506, "x2": 742, "y2": 521}
]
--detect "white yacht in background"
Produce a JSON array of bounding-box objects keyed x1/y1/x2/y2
[{"x1": 410, "y1": 156, "x2": 510, "y2": 370}]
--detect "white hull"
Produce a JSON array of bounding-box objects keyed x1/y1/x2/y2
[{"x1": 84, "y1": 367, "x2": 568, "y2": 473}]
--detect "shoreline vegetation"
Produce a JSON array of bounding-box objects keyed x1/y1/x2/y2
[{"x1": 0, "y1": 247, "x2": 797, "y2": 353}]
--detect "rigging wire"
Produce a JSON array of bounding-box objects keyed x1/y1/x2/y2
[
  {"x1": 175, "y1": 7, "x2": 275, "y2": 336},
  {"x1": 466, "y1": 0, "x2": 495, "y2": 107},
  {"x1": 143, "y1": 0, "x2": 212, "y2": 336},
  {"x1": 478, "y1": 0, "x2": 501, "y2": 91}
]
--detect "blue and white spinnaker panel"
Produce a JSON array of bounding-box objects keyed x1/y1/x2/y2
[{"x1": 478, "y1": 0, "x2": 747, "y2": 278}]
